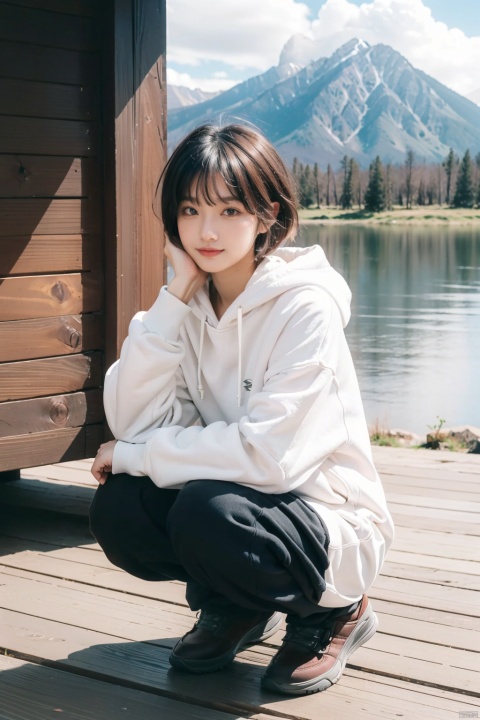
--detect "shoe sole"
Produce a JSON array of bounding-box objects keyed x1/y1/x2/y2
[
  {"x1": 261, "y1": 604, "x2": 379, "y2": 696},
  {"x1": 169, "y1": 611, "x2": 283, "y2": 674}
]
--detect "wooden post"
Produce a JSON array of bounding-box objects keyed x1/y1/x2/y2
[{"x1": 104, "y1": 0, "x2": 167, "y2": 368}]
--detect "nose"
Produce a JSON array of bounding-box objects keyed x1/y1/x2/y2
[{"x1": 200, "y1": 218, "x2": 218, "y2": 242}]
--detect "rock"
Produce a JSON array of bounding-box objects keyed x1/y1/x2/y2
[
  {"x1": 446, "y1": 426, "x2": 480, "y2": 444},
  {"x1": 388, "y1": 429, "x2": 421, "y2": 446}
]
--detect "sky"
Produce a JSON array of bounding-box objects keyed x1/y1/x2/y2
[{"x1": 166, "y1": 0, "x2": 480, "y2": 99}]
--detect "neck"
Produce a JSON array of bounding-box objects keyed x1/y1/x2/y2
[{"x1": 210, "y1": 257, "x2": 257, "y2": 319}]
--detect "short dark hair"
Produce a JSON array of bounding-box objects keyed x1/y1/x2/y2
[{"x1": 159, "y1": 123, "x2": 298, "y2": 261}]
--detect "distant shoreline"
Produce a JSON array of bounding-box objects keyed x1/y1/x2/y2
[{"x1": 299, "y1": 206, "x2": 480, "y2": 225}]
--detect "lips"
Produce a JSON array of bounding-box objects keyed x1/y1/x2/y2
[{"x1": 197, "y1": 249, "x2": 224, "y2": 257}]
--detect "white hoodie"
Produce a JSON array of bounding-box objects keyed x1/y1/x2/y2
[{"x1": 106, "y1": 245, "x2": 394, "y2": 608}]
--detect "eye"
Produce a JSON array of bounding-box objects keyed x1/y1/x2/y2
[
  {"x1": 223, "y1": 207, "x2": 240, "y2": 216},
  {"x1": 181, "y1": 206, "x2": 197, "y2": 216}
]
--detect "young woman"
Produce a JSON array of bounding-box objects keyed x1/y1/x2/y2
[{"x1": 90, "y1": 123, "x2": 394, "y2": 696}]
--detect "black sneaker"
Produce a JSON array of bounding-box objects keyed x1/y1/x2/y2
[{"x1": 170, "y1": 607, "x2": 283, "y2": 674}]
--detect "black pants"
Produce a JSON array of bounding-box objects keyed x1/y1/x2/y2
[{"x1": 89, "y1": 475, "x2": 357, "y2": 620}]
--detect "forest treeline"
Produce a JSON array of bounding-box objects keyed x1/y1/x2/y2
[{"x1": 292, "y1": 148, "x2": 480, "y2": 211}]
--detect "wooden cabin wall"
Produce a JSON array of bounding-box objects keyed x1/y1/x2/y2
[{"x1": 0, "y1": 0, "x2": 105, "y2": 471}]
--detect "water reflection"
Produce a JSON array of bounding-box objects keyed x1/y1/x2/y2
[{"x1": 297, "y1": 225, "x2": 480, "y2": 434}]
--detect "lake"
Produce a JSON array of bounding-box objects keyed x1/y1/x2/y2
[{"x1": 297, "y1": 224, "x2": 480, "y2": 436}]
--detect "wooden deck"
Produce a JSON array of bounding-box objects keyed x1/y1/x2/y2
[{"x1": 1, "y1": 446, "x2": 479, "y2": 719}]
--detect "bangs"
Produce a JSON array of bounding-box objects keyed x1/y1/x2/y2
[{"x1": 174, "y1": 145, "x2": 263, "y2": 216}]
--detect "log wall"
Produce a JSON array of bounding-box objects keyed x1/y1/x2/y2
[{"x1": 0, "y1": 0, "x2": 105, "y2": 470}]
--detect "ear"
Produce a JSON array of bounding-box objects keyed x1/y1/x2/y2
[{"x1": 258, "y1": 202, "x2": 280, "y2": 233}]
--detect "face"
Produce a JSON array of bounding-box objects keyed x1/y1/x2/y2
[{"x1": 176, "y1": 175, "x2": 267, "y2": 278}]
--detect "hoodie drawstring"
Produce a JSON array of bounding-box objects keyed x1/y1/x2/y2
[
  {"x1": 197, "y1": 315, "x2": 206, "y2": 400},
  {"x1": 237, "y1": 306, "x2": 243, "y2": 407}
]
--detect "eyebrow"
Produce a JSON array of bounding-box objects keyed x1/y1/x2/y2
[{"x1": 180, "y1": 194, "x2": 241, "y2": 205}]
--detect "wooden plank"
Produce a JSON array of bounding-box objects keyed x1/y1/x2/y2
[
  {"x1": 0, "y1": 568, "x2": 195, "y2": 641},
  {"x1": 333, "y1": 670, "x2": 480, "y2": 719},
  {"x1": 376, "y1": 460, "x2": 480, "y2": 478},
  {"x1": 372, "y1": 445, "x2": 480, "y2": 469},
  {"x1": 0, "y1": 479, "x2": 96, "y2": 516},
  {"x1": 389, "y1": 509, "x2": 480, "y2": 536},
  {"x1": 387, "y1": 492, "x2": 480, "y2": 513},
  {"x1": 386, "y1": 549, "x2": 480, "y2": 577},
  {"x1": 371, "y1": 598, "x2": 480, "y2": 632},
  {"x1": 0, "y1": 235, "x2": 101, "y2": 275},
  {"x1": 0, "y1": 389, "x2": 103, "y2": 437},
  {"x1": 0, "y1": 424, "x2": 103, "y2": 472},
  {"x1": 104, "y1": 0, "x2": 166, "y2": 365},
  {"x1": 0, "y1": 0, "x2": 98, "y2": 17},
  {"x1": 0, "y1": 313, "x2": 103, "y2": 362},
  {"x1": 383, "y1": 480, "x2": 480, "y2": 502},
  {"x1": 0, "y1": 656, "x2": 254, "y2": 720},
  {"x1": 0, "y1": 117, "x2": 98, "y2": 156},
  {"x1": 0, "y1": 78, "x2": 98, "y2": 121},
  {"x1": 0, "y1": 352, "x2": 103, "y2": 401},
  {"x1": 0, "y1": 199, "x2": 100, "y2": 236},
  {"x1": 0, "y1": 4, "x2": 99, "y2": 51},
  {"x1": 393, "y1": 526, "x2": 480, "y2": 562},
  {"x1": 22, "y1": 460, "x2": 97, "y2": 486},
  {"x1": 371, "y1": 575, "x2": 480, "y2": 616},
  {"x1": 380, "y1": 560, "x2": 480, "y2": 591},
  {"x1": 0, "y1": 273, "x2": 102, "y2": 321},
  {"x1": 0, "y1": 156, "x2": 98, "y2": 199},
  {"x1": 0, "y1": 40, "x2": 97, "y2": 85},
  {"x1": 382, "y1": 471, "x2": 480, "y2": 488}
]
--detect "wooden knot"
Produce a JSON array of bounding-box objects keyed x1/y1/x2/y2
[
  {"x1": 18, "y1": 163, "x2": 30, "y2": 181},
  {"x1": 51, "y1": 281, "x2": 71, "y2": 303},
  {"x1": 49, "y1": 399, "x2": 69, "y2": 426}
]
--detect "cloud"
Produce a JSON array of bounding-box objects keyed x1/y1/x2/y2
[
  {"x1": 309, "y1": 0, "x2": 480, "y2": 96},
  {"x1": 166, "y1": 68, "x2": 236, "y2": 93},
  {"x1": 166, "y1": 0, "x2": 311, "y2": 70},
  {"x1": 167, "y1": 0, "x2": 480, "y2": 98}
]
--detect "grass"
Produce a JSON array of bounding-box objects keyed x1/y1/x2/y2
[
  {"x1": 299, "y1": 205, "x2": 480, "y2": 225},
  {"x1": 370, "y1": 431, "x2": 401, "y2": 448}
]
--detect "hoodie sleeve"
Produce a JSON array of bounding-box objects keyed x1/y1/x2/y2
[
  {"x1": 104, "y1": 287, "x2": 200, "y2": 443},
  {"x1": 112, "y1": 293, "x2": 352, "y2": 493}
]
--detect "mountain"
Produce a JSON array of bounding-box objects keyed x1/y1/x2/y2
[
  {"x1": 467, "y1": 87, "x2": 480, "y2": 106},
  {"x1": 168, "y1": 39, "x2": 480, "y2": 167},
  {"x1": 167, "y1": 85, "x2": 219, "y2": 110}
]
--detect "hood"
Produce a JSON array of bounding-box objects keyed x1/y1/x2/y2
[{"x1": 189, "y1": 245, "x2": 352, "y2": 329}]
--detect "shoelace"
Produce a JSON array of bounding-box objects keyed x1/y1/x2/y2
[
  {"x1": 195, "y1": 610, "x2": 224, "y2": 633},
  {"x1": 283, "y1": 623, "x2": 334, "y2": 652}
]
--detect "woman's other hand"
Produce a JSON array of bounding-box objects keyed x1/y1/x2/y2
[
  {"x1": 91, "y1": 440, "x2": 117, "y2": 484},
  {"x1": 165, "y1": 237, "x2": 208, "y2": 304}
]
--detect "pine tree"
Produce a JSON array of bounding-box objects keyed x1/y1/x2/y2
[
  {"x1": 442, "y1": 148, "x2": 455, "y2": 205},
  {"x1": 453, "y1": 149, "x2": 475, "y2": 208},
  {"x1": 326, "y1": 164, "x2": 332, "y2": 206},
  {"x1": 298, "y1": 164, "x2": 315, "y2": 207},
  {"x1": 364, "y1": 156, "x2": 386, "y2": 212},
  {"x1": 339, "y1": 155, "x2": 353, "y2": 209},
  {"x1": 313, "y1": 162, "x2": 321, "y2": 208},
  {"x1": 385, "y1": 163, "x2": 393, "y2": 210},
  {"x1": 405, "y1": 149, "x2": 415, "y2": 209}
]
